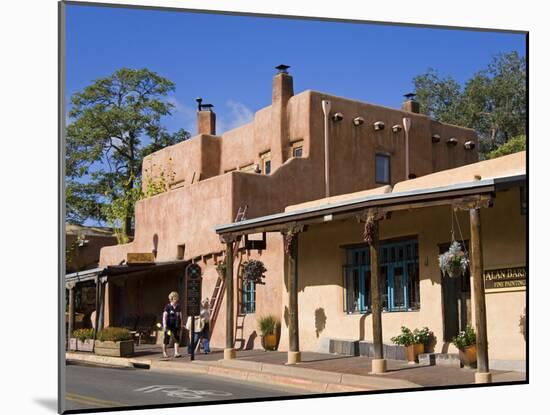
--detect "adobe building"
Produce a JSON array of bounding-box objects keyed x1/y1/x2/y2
[
  {"x1": 68, "y1": 66, "x2": 525, "y2": 369},
  {"x1": 216, "y1": 151, "x2": 526, "y2": 377}
]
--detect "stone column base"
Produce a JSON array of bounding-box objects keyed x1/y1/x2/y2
[
  {"x1": 370, "y1": 358, "x2": 387, "y2": 374},
  {"x1": 475, "y1": 372, "x2": 492, "y2": 383},
  {"x1": 287, "y1": 351, "x2": 301, "y2": 365},
  {"x1": 224, "y1": 348, "x2": 236, "y2": 360}
]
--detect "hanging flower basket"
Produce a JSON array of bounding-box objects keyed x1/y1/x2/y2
[
  {"x1": 243, "y1": 259, "x2": 267, "y2": 285},
  {"x1": 439, "y1": 241, "x2": 469, "y2": 278},
  {"x1": 216, "y1": 261, "x2": 227, "y2": 278}
]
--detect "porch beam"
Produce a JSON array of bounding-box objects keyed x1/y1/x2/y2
[
  {"x1": 470, "y1": 207, "x2": 492, "y2": 383},
  {"x1": 224, "y1": 241, "x2": 236, "y2": 360},
  {"x1": 364, "y1": 210, "x2": 387, "y2": 374}
]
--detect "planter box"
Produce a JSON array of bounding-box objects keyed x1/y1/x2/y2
[
  {"x1": 329, "y1": 339, "x2": 359, "y2": 356},
  {"x1": 358, "y1": 341, "x2": 407, "y2": 361},
  {"x1": 69, "y1": 338, "x2": 94, "y2": 352},
  {"x1": 95, "y1": 340, "x2": 134, "y2": 357},
  {"x1": 405, "y1": 343, "x2": 425, "y2": 363}
]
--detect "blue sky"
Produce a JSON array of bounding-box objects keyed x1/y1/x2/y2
[{"x1": 66, "y1": 4, "x2": 526, "y2": 136}]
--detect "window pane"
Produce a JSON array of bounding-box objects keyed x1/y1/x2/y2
[
  {"x1": 293, "y1": 147, "x2": 303, "y2": 157},
  {"x1": 375, "y1": 155, "x2": 390, "y2": 183},
  {"x1": 407, "y1": 262, "x2": 420, "y2": 310},
  {"x1": 393, "y1": 266, "x2": 405, "y2": 309},
  {"x1": 381, "y1": 266, "x2": 388, "y2": 310},
  {"x1": 264, "y1": 160, "x2": 271, "y2": 175}
]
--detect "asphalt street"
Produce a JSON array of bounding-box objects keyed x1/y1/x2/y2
[{"x1": 65, "y1": 362, "x2": 306, "y2": 411}]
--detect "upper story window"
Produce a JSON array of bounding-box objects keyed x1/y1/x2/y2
[
  {"x1": 293, "y1": 147, "x2": 303, "y2": 157},
  {"x1": 290, "y1": 139, "x2": 304, "y2": 158},
  {"x1": 343, "y1": 239, "x2": 420, "y2": 314},
  {"x1": 260, "y1": 151, "x2": 272, "y2": 175},
  {"x1": 375, "y1": 154, "x2": 391, "y2": 184}
]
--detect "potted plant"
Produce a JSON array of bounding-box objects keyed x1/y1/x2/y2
[
  {"x1": 95, "y1": 327, "x2": 134, "y2": 357},
  {"x1": 243, "y1": 259, "x2": 267, "y2": 285},
  {"x1": 438, "y1": 241, "x2": 469, "y2": 278},
  {"x1": 452, "y1": 325, "x2": 477, "y2": 368},
  {"x1": 258, "y1": 315, "x2": 280, "y2": 351},
  {"x1": 70, "y1": 328, "x2": 95, "y2": 352},
  {"x1": 391, "y1": 326, "x2": 430, "y2": 363}
]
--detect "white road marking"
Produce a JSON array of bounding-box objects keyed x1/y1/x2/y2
[{"x1": 135, "y1": 385, "x2": 233, "y2": 400}]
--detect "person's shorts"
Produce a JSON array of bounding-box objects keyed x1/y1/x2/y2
[{"x1": 163, "y1": 327, "x2": 181, "y2": 345}]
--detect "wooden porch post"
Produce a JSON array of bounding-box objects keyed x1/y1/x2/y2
[
  {"x1": 98, "y1": 279, "x2": 106, "y2": 331},
  {"x1": 470, "y1": 207, "x2": 491, "y2": 383},
  {"x1": 364, "y1": 210, "x2": 387, "y2": 373},
  {"x1": 223, "y1": 237, "x2": 236, "y2": 360},
  {"x1": 67, "y1": 282, "x2": 75, "y2": 349},
  {"x1": 92, "y1": 275, "x2": 100, "y2": 347},
  {"x1": 283, "y1": 224, "x2": 303, "y2": 365}
]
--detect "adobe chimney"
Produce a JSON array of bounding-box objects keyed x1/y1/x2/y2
[
  {"x1": 272, "y1": 64, "x2": 294, "y2": 105},
  {"x1": 401, "y1": 92, "x2": 420, "y2": 114},
  {"x1": 196, "y1": 97, "x2": 216, "y2": 135}
]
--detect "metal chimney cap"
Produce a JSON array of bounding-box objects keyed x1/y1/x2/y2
[
  {"x1": 403, "y1": 92, "x2": 417, "y2": 100},
  {"x1": 275, "y1": 64, "x2": 290, "y2": 74}
]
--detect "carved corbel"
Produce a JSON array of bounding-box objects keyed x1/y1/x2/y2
[
  {"x1": 452, "y1": 194, "x2": 494, "y2": 211},
  {"x1": 281, "y1": 223, "x2": 305, "y2": 256}
]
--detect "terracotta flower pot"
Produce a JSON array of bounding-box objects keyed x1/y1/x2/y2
[
  {"x1": 459, "y1": 344, "x2": 477, "y2": 368},
  {"x1": 262, "y1": 334, "x2": 277, "y2": 351},
  {"x1": 405, "y1": 343, "x2": 425, "y2": 363}
]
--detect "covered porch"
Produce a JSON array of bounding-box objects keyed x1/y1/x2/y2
[{"x1": 215, "y1": 167, "x2": 526, "y2": 383}]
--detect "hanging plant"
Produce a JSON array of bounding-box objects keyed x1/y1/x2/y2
[
  {"x1": 216, "y1": 261, "x2": 226, "y2": 278},
  {"x1": 243, "y1": 259, "x2": 267, "y2": 285},
  {"x1": 439, "y1": 241, "x2": 469, "y2": 278}
]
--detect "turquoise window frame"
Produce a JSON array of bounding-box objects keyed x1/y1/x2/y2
[
  {"x1": 344, "y1": 239, "x2": 419, "y2": 313},
  {"x1": 241, "y1": 279, "x2": 256, "y2": 314}
]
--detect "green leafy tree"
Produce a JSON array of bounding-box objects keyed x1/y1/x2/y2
[
  {"x1": 66, "y1": 68, "x2": 190, "y2": 243},
  {"x1": 488, "y1": 135, "x2": 526, "y2": 159},
  {"x1": 413, "y1": 51, "x2": 526, "y2": 158}
]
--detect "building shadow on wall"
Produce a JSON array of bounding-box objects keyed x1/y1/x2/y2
[
  {"x1": 315, "y1": 308, "x2": 326, "y2": 338},
  {"x1": 519, "y1": 307, "x2": 526, "y2": 341},
  {"x1": 358, "y1": 313, "x2": 367, "y2": 341},
  {"x1": 245, "y1": 330, "x2": 258, "y2": 350}
]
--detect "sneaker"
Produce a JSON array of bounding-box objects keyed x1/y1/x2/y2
[
  {"x1": 174, "y1": 353, "x2": 182, "y2": 358},
  {"x1": 162, "y1": 353, "x2": 169, "y2": 358}
]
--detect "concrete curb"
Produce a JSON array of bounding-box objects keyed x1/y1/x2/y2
[{"x1": 66, "y1": 353, "x2": 421, "y2": 393}]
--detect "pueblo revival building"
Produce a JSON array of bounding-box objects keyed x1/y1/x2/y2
[{"x1": 67, "y1": 65, "x2": 517, "y2": 368}]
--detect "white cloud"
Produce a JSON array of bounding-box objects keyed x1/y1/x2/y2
[{"x1": 223, "y1": 100, "x2": 254, "y2": 132}]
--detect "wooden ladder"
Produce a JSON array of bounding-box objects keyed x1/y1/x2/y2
[{"x1": 207, "y1": 205, "x2": 248, "y2": 339}]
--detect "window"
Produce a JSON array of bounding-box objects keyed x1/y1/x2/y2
[
  {"x1": 260, "y1": 151, "x2": 272, "y2": 175},
  {"x1": 293, "y1": 147, "x2": 303, "y2": 157},
  {"x1": 290, "y1": 139, "x2": 304, "y2": 158},
  {"x1": 375, "y1": 154, "x2": 390, "y2": 184},
  {"x1": 343, "y1": 239, "x2": 419, "y2": 313},
  {"x1": 241, "y1": 279, "x2": 256, "y2": 314}
]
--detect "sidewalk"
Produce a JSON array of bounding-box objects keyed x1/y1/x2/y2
[{"x1": 66, "y1": 344, "x2": 526, "y2": 393}]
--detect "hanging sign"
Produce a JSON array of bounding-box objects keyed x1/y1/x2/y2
[
  {"x1": 484, "y1": 266, "x2": 526, "y2": 292},
  {"x1": 127, "y1": 252, "x2": 155, "y2": 265},
  {"x1": 185, "y1": 263, "x2": 202, "y2": 316}
]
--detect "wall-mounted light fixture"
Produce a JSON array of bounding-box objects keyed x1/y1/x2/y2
[
  {"x1": 464, "y1": 140, "x2": 475, "y2": 150},
  {"x1": 332, "y1": 112, "x2": 343, "y2": 122},
  {"x1": 374, "y1": 121, "x2": 385, "y2": 131},
  {"x1": 391, "y1": 124, "x2": 402, "y2": 133},
  {"x1": 447, "y1": 137, "x2": 458, "y2": 146},
  {"x1": 353, "y1": 116, "x2": 364, "y2": 126},
  {"x1": 432, "y1": 134, "x2": 441, "y2": 143}
]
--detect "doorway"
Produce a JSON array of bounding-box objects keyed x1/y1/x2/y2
[{"x1": 440, "y1": 241, "x2": 471, "y2": 342}]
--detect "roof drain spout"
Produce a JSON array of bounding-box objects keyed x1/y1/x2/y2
[
  {"x1": 402, "y1": 117, "x2": 411, "y2": 180},
  {"x1": 322, "y1": 100, "x2": 332, "y2": 198}
]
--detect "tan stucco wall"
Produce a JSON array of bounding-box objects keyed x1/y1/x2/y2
[{"x1": 291, "y1": 187, "x2": 525, "y2": 361}]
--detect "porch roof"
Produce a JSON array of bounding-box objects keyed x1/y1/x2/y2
[{"x1": 215, "y1": 170, "x2": 526, "y2": 235}]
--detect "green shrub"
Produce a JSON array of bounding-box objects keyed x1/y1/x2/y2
[
  {"x1": 72, "y1": 328, "x2": 94, "y2": 342},
  {"x1": 97, "y1": 327, "x2": 133, "y2": 342},
  {"x1": 452, "y1": 325, "x2": 476, "y2": 350},
  {"x1": 258, "y1": 315, "x2": 280, "y2": 336}
]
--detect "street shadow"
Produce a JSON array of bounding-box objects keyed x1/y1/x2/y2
[
  {"x1": 314, "y1": 308, "x2": 326, "y2": 338},
  {"x1": 33, "y1": 398, "x2": 57, "y2": 413}
]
